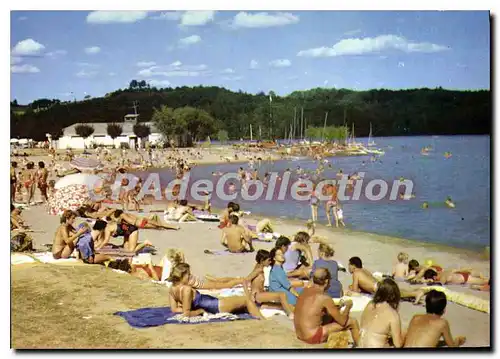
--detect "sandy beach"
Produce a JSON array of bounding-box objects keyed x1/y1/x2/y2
[{"x1": 10, "y1": 147, "x2": 490, "y2": 348}]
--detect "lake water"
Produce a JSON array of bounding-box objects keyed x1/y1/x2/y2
[{"x1": 138, "y1": 136, "x2": 490, "y2": 251}]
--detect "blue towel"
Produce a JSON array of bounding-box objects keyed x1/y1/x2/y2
[{"x1": 114, "y1": 307, "x2": 254, "y2": 328}]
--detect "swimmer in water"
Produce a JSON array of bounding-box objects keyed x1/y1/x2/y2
[
  {"x1": 422, "y1": 202, "x2": 429, "y2": 209},
  {"x1": 445, "y1": 197, "x2": 455, "y2": 208}
]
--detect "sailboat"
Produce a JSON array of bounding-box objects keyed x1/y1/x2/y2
[{"x1": 368, "y1": 123, "x2": 376, "y2": 147}]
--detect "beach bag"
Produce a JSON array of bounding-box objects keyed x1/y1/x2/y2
[{"x1": 10, "y1": 232, "x2": 34, "y2": 252}]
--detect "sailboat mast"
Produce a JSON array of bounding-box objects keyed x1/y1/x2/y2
[
  {"x1": 322, "y1": 111, "x2": 329, "y2": 142},
  {"x1": 250, "y1": 124, "x2": 253, "y2": 141},
  {"x1": 300, "y1": 107, "x2": 304, "y2": 140}
]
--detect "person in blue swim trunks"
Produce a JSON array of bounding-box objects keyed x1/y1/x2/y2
[{"x1": 168, "y1": 263, "x2": 265, "y2": 319}]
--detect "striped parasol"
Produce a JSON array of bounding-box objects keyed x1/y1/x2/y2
[{"x1": 70, "y1": 157, "x2": 102, "y2": 171}]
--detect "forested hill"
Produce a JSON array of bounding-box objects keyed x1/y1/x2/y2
[{"x1": 10, "y1": 85, "x2": 491, "y2": 141}]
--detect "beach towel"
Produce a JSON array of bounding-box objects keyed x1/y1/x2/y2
[
  {"x1": 114, "y1": 307, "x2": 254, "y2": 328},
  {"x1": 421, "y1": 286, "x2": 490, "y2": 314},
  {"x1": 95, "y1": 247, "x2": 136, "y2": 258},
  {"x1": 203, "y1": 249, "x2": 252, "y2": 256}
]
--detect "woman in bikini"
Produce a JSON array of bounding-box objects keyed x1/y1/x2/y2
[
  {"x1": 110, "y1": 209, "x2": 179, "y2": 230},
  {"x1": 11, "y1": 161, "x2": 18, "y2": 203},
  {"x1": 52, "y1": 210, "x2": 87, "y2": 259},
  {"x1": 168, "y1": 263, "x2": 265, "y2": 319},
  {"x1": 325, "y1": 183, "x2": 340, "y2": 227},
  {"x1": 247, "y1": 249, "x2": 295, "y2": 318},
  {"x1": 358, "y1": 278, "x2": 404, "y2": 348}
]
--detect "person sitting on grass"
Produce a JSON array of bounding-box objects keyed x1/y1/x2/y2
[
  {"x1": 358, "y1": 278, "x2": 404, "y2": 348},
  {"x1": 346, "y1": 257, "x2": 379, "y2": 295},
  {"x1": 52, "y1": 210, "x2": 87, "y2": 259},
  {"x1": 404, "y1": 290, "x2": 466, "y2": 347},
  {"x1": 247, "y1": 249, "x2": 295, "y2": 319},
  {"x1": 168, "y1": 263, "x2": 265, "y2": 319},
  {"x1": 311, "y1": 244, "x2": 343, "y2": 298},
  {"x1": 221, "y1": 214, "x2": 254, "y2": 253},
  {"x1": 75, "y1": 221, "x2": 111, "y2": 264},
  {"x1": 294, "y1": 268, "x2": 360, "y2": 345}
]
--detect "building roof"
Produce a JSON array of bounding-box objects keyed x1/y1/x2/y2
[{"x1": 63, "y1": 122, "x2": 159, "y2": 136}]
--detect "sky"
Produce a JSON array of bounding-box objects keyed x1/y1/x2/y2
[{"x1": 10, "y1": 10, "x2": 490, "y2": 104}]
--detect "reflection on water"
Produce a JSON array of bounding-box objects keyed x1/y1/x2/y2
[{"x1": 136, "y1": 136, "x2": 490, "y2": 250}]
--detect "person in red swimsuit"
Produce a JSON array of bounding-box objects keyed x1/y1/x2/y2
[{"x1": 294, "y1": 267, "x2": 360, "y2": 345}]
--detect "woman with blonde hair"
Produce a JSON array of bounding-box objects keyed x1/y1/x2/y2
[{"x1": 168, "y1": 263, "x2": 265, "y2": 319}]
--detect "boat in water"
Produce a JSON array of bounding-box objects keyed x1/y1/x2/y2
[{"x1": 367, "y1": 123, "x2": 376, "y2": 147}]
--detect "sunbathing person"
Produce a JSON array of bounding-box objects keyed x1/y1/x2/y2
[
  {"x1": 294, "y1": 268, "x2": 360, "y2": 345},
  {"x1": 471, "y1": 279, "x2": 490, "y2": 292},
  {"x1": 269, "y1": 240, "x2": 304, "y2": 307},
  {"x1": 420, "y1": 268, "x2": 489, "y2": 286},
  {"x1": 247, "y1": 249, "x2": 295, "y2": 318},
  {"x1": 168, "y1": 263, "x2": 265, "y2": 319},
  {"x1": 218, "y1": 201, "x2": 238, "y2": 229},
  {"x1": 164, "y1": 200, "x2": 197, "y2": 222},
  {"x1": 283, "y1": 232, "x2": 314, "y2": 279},
  {"x1": 110, "y1": 209, "x2": 179, "y2": 230},
  {"x1": 160, "y1": 248, "x2": 245, "y2": 289},
  {"x1": 221, "y1": 214, "x2": 254, "y2": 253},
  {"x1": 52, "y1": 210, "x2": 87, "y2": 259},
  {"x1": 404, "y1": 290, "x2": 466, "y2": 347},
  {"x1": 346, "y1": 257, "x2": 379, "y2": 295},
  {"x1": 75, "y1": 221, "x2": 111, "y2": 264},
  {"x1": 358, "y1": 278, "x2": 404, "y2": 348},
  {"x1": 76, "y1": 204, "x2": 116, "y2": 219}
]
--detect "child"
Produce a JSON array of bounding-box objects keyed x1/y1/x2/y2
[
  {"x1": 336, "y1": 205, "x2": 345, "y2": 227},
  {"x1": 310, "y1": 243, "x2": 343, "y2": 298},
  {"x1": 47, "y1": 180, "x2": 56, "y2": 199},
  {"x1": 392, "y1": 252, "x2": 409, "y2": 279},
  {"x1": 404, "y1": 290, "x2": 466, "y2": 347}
]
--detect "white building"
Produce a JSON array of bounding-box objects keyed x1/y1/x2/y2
[{"x1": 57, "y1": 115, "x2": 163, "y2": 149}]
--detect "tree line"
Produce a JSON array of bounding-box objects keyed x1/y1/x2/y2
[{"x1": 10, "y1": 85, "x2": 491, "y2": 142}]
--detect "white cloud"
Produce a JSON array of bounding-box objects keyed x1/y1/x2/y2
[
  {"x1": 18, "y1": 16, "x2": 28, "y2": 21},
  {"x1": 86, "y1": 11, "x2": 148, "y2": 24},
  {"x1": 344, "y1": 29, "x2": 361, "y2": 36},
  {"x1": 221, "y1": 68, "x2": 235, "y2": 74},
  {"x1": 151, "y1": 11, "x2": 182, "y2": 21},
  {"x1": 178, "y1": 35, "x2": 201, "y2": 46},
  {"x1": 323, "y1": 80, "x2": 329, "y2": 86},
  {"x1": 297, "y1": 34, "x2": 450, "y2": 58},
  {"x1": 11, "y1": 38, "x2": 45, "y2": 56},
  {"x1": 109, "y1": 72, "x2": 116, "y2": 76},
  {"x1": 269, "y1": 59, "x2": 291, "y2": 68},
  {"x1": 230, "y1": 12, "x2": 299, "y2": 28},
  {"x1": 46, "y1": 50, "x2": 67, "y2": 58},
  {"x1": 180, "y1": 11, "x2": 215, "y2": 26},
  {"x1": 85, "y1": 46, "x2": 101, "y2": 54},
  {"x1": 11, "y1": 56, "x2": 22, "y2": 65},
  {"x1": 398, "y1": 61, "x2": 405, "y2": 67},
  {"x1": 76, "y1": 62, "x2": 100, "y2": 67},
  {"x1": 11, "y1": 64, "x2": 40, "y2": 73},
  {"x1": 249, "y1": 60, "x2": 259, "y2": 69},
  {"x1": 137, "y1": 61, "x2": 156, "y2": 67},
  {"x1": 137, "y1": 63, "x2": 209, "y2": 78},
  {"x1": 75, "y1": 69, "x2": 98, "y2": 78},
  {"x1": 222, "y1": 75, "x2": 243, "y2": 81},
  {"x1": 148, "y1": 79, "x2": 172, "y2": 87}
]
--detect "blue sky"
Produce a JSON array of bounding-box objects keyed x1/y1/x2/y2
[{"x1": 10, "y1": 10, "x2": 490, "y2": 104}]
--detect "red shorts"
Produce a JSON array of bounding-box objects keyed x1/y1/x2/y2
[
  {"x1": 138, "y1": 219, "x2": 148, "y2": 228},
  {"x1": 302, "y1": 327, "x2": 324, "y2": 344},
  {"x1": 456, "y1": 271, "x2": 470, "y2": 283}
]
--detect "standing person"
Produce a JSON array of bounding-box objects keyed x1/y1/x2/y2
[
  {"x1": 404, "y1": 290, "x2": 466, "y2": 347},
  {"x1": 11, "y1": 161, "x2": 18, "y2": 203},
  {"x1": 309, "y1": 184, "x2": 319, "y2": 223},
  {"x1": 36, "y1": 161, "x2": 49, "y2": 203},
  {"x1": 325, "y1": 183, "x2": 339, "y2": 227},
  {"x1": 336, "y1": 204, "x2": 346, "y2": 227},
  {"x1": 358, "y1": 278, "x2": 404, "y2": 348},
  {"x1": 294, "y1": 268, "x2": 360, "y2": 345},
  {"x1": 21, "y1": 162, "x2": 37, "y2": 205},
  {"x1": 311, "y1": 244, "x2": 343, "y2": 298}
]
